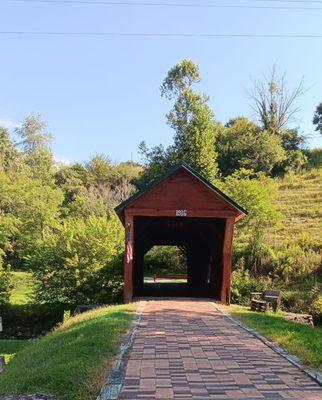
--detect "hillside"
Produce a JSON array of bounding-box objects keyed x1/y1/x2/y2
[
  {"x1": 273, "y1": 168, "x2": 322, "y2": 249},
  {"x1": 0, "y1": 304, "x2": 135, "y2": 400}
]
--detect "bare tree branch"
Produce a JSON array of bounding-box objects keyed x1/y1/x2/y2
[{"x1": 247, "y1": 67, "x2": 306, "y2": 136}]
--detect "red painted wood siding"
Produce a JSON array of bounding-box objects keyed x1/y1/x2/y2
[{"x1": 128, "y1": 167, "x2": 238, "y2": 214}]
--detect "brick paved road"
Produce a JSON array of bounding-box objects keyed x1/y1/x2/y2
[{"x1": 120, "y1": 300, "x2": 322, "y2": 400}]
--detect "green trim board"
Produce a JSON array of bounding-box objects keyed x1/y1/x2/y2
[{"x1": 114, "y1": 161, "x2": 248, "y2": 216}]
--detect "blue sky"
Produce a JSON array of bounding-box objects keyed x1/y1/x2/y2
[{"x1": 0, "y1": 0, "x2": 321, "y2": 164}]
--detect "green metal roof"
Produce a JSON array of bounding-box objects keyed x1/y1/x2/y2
[{"x1": 114, "y1": 161, "x2": 248, "y2": 216}]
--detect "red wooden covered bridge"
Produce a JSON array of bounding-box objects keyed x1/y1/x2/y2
[{"x1": 115, "y1": 162, "x2": 247, "y2": 304}]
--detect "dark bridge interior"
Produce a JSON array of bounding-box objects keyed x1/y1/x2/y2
[{"x1": 133, "y1": 216, "x2": 225, "y2": 298}]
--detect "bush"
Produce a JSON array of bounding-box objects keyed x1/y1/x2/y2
[
  {"x1": 0, "y1": 267, "x2": 12, "y2": 305},
  {"x1": 231, "y1": 268, "x2": 271, "y2": 305},
  {"x1": 305, "y1": 148, "x2": 322, "y2": 169},
  {"x1": 83, "y1": 254, "x2": 124, "y2": 304},
  {"x1": 275, "y1": 246, "x2": 321, "y2": 282},
  {"x1": 282, "y1": 285, "x2": 322, "y2": 324},
  {"x1": 311, "y1": 296, "x2": 322, "y2": 325},
  {"x1": 144, "y1": 246, "x2": 186, "y2": 275},
  {"x1": 0, "y1": 303, "x2": 65, "y2": 339},
  {"x1": 282, "y1": 290, "x2": 311, "y2": 314},
  {"x1": 28, "y1": 213, "x2": 124, "y2": 305}
]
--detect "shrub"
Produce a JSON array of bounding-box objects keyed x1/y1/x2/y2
[
  {"x1": 0, "y1": 266, "x2": 12, "y2": 305},
  {"x1": 28, "y1": 213, "x2": 124, "y2": 305},
  {"x1": 275, "y1": 246, "x2": 321, "y2": 282},
  {"x1": 311, "y1": 296, "x2": 322, "y2": 325},
  {"x1": 144, "y1": 246, "x2": 186, "y2": 275},
  {"x1": 231, "y1": 268, "x2": 271, "y2": 305},
  {"x1": 282, "y1": 290, "x2": 311, "y2": 314},
  {"x1": 305, "y1": 148, "x2": 322, "y2": 169},
  {"x1": 282, "y1": 285, "x2": 322, "y2": 323},
  {"x1": 0, "y1": 303, "x2": 65, "y2": 339}
]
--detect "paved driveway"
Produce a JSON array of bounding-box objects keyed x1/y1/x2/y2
[{"x1": 120, "y1": 300, "x2": 322, "y2": 399}]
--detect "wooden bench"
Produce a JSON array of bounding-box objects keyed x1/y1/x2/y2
[
  {"x1": 153, "y1": 274, "x2": 187, "y2": 282},
  {"x1": 250, "y1": 290, "x2": 281, "y2": 312}
]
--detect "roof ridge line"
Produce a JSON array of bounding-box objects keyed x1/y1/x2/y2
[{"x1": 114, "y1": 162, "x2": 248, "y2": 216}]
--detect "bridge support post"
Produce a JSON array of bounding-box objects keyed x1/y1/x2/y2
[
  {"x1": 124, "y1": 213, "x2": 134, "y2": 303},
  {"x1": 221, "y1": 217, "x2": 234, "y2": 305}
]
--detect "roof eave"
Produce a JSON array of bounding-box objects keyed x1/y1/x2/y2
[{"x1": 114, "y1": 162, "x2": 248, "y2": 220}]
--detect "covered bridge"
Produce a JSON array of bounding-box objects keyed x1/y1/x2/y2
[{"x1": 115, "y1": 162, "x2": 247, "y2": 304}]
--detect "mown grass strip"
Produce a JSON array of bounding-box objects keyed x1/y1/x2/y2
[
  {"x1": 0, "y1": 304, "x2": 135, "y2": 400},
  {"x1": 225, "y1": 305, "x2": 322, "y2": 372},
  {"x1": 0, "y1": 340, "x2": 29, "y2": 363}
]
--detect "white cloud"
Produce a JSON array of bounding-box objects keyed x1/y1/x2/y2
[
  {"x1": 0, "y1": 117, "x2": 20, "y2": 129},
  {"x1": 54, "y1": 155, "x2": 71, "y2": 166}
]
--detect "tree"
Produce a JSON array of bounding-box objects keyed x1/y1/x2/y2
[
  {"x1": 140, "y1": 59, "x2": 218, "y2": 183},
  {"x1": 313, "y1": 102, "x2": 322, "y2": 134},
  {"x1": 216, "y1": 117, "x2": 286, "y2": 176},
  {"x1": 280, "y1": 128, "x2": 305, "y2": 151},
  {"x1": 160, "y1": 58, "x2": 200, "y2": 99},
  {"x1": 15, "y1": 115, "x2": 55, "y2": 184},
  {"x1": 249, "y1": 67, "x2": 305, "y2": 137},
  {"x1": 55, "y1": 158, "x2": 137, "y2": 217},
  {"x1": 219, "y1": 169, "x2": 281, "y2": 276},
  {"x1": 0, "y1": 266, "x2": 11, "y2": 305},
  {"x1": 15, "y1": 114, "x2": 51, "y2": 153},
  {"x1": 30, "y1": 214, "x2": 124, "y2": 304},
  {"x1": 85, "y1": 154, "x2": 113, "y2": 188},
  {"x1": 0, "y1": 127, "x2": 19, "y2": 172}
]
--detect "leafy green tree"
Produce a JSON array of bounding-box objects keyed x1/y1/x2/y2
[
  {"x1": 313, "y1": 102, "x2": 322, "y2": 134},
  {"x1": 0, "y1": 266, "x2": 11, "y2": 305},
  {"x1": 0, "y1": 166, "x2": 63, "y2": 266},
  {"x1": 30, "y1": 214, "x2": 124, "y2": 304},
  {"x1": 216, "y1": 117, "x2": 286, "y2": 176},
  {"x1": 16, "y1": 179, "x2": 64, "y2": 258},
  {"x1": 218, "y1": 169, "x2": 281, "y2": 276},
  {"x1": 138, "y1": 142, "x2": 174, "y2": 187},
  {"x1": 140, "y1": 59, "x2": 218, "y2": 183},
  {"x1": 15, "y1": 115, "x2": 55, "y2": 184},
  {"x1": 0, "y1": 127, "x2": 19, "y2": 172},
  {"x1": 55, "y1": 163, "x2": 95, "y2": 217},
  {"x1": 114, "y1": 161, "x2": 143, "y2": 185},
  {"x1": 275, "y1": 149, "x2": 307, "y2": 175},
  {"x1": 85, "y1": 154, "x2": 113, "y2": 188},
  {"x1": 160, "y1": 59, "x2": 200, "y2": 98},
  {"x1": 280, "y1": 128, "x2": 305, "y2": 151}
]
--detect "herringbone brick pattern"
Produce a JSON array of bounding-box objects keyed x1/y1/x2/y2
[{"x1": 120, "y1": 300, "x2": 322, "y2": 399}]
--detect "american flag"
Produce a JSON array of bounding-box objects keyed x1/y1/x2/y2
[{"x1": 126, "y1": 240, "x2": 133, "y2": 263}]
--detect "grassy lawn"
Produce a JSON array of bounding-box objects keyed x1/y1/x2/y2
[
  {"x1": 10, "y1": 271, "x2": 34, "y2": 305},
  {"x1": 0, "y1": 304, "x2": 136, "y2": 400},
  {"x1": 0, "y1": 340, "x2": 30, "y2": 364},
  {"x1": 225, "y1": 304, "x2": 322, "y2": 372}
]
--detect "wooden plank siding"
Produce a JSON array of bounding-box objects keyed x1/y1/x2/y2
[
  {"x1": 127, "y1": 169, "x2": 236, "y2": 215},
  {"x1": 116, "y1": 164, "x2": 247, "y2": 304}
]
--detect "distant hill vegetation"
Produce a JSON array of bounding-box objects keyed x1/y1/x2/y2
[{"x1": 275, "y1": 165, "x2": 322, "y2": 249}]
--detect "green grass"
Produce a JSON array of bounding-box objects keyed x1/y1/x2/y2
[
  {"x1": 273, "y1": 168, "x2": 322, "y2": 248},
  {"x1": 10, "y1": 271, "x2": 34, "y2": 305},
  {"x1": 0, "y1": 340, "x2": 29, "y2": 364},
  {"x1": 225, "y1": 305, "x2": 322, "y2": 372},
  {"x1": 0, "y1": 304, "x2": 135, "y2": 400}
]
